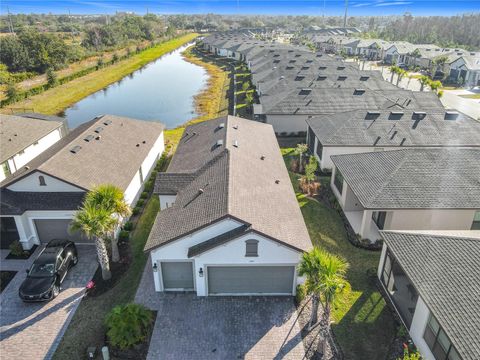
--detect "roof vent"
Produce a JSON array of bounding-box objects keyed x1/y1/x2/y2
[
  {"x1": 136, "y1": 144, "x2": 140, "y2": 147},
  {"x1": 317, "y1": 76, "x2": 327, "y2": 81},
  {"x1": 216, "y1": 139, "x2": 224, "y2": 147},
  {"x1": 365, "y1": 111, "x2": 380, "y2": 120},
  {"x1": 260, "y1": 155, "x2": 265, "y2": 160},
  {"x1": 295, "y1": 76, "x2": 305, "y2": 81},
  {"x1": 233, "y1": 125, "x2": 238, "y2": 130},
  {"x1": 337, "y1": 66, "x2": 346, "y2": 70},
  {"x1": 218, "y1": 122, "x2": 225, "y2": 129},
  {"x1": 354, "y1": 88, "x2": 365, "y2": 95},
  {"x1": 389, "y1": 111, "x2": 404, "y2": 120},
  {"x1": 319, "y1": 66, "x2": 327, "y2": 70},
  {"x1": 103, "y1": 119, "x2": 112, "y2": 126},
  {"x1": 94, "y1": 127, "x2": 103, "y2": 133},
  {"x1": 360, "y1": 76, "x2": 369, "y2": 81},
  {"x1": 24, "y1": 166, "x2": 30, "y2": 170},
  {"x1": 444, "y1": 111, "x2": 459, "y2": 120},
  {"x1": 275, "y1": 179, "x2": 280, "y2": 184},
  {"x1": 233, "y1": 140, "x2": 239, "y2": 147},
  {"x1": 338, "y1": 76, "x2": 347, "y2": 81},
  {"x1": 412, "y1": 111, "x2": 427, "y2": 120},
  {"x1": 84, "y1": 135, "x2": 95, "y2": 142},
  {"x1": 299, "y1": 88, "x2": 312, "y2": 95},
  {"x1": 70, "y1": 145, "x2": 82, "y2": 154}
]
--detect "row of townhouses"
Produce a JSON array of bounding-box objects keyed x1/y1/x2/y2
[{"x1": 202, "y1": 31, "x2": 479, "y2": 360}]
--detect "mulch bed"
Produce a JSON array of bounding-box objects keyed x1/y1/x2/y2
[
  {"x1": 6, "y1": 245, "x2": 38, "y2": 260},
  {"x1": 106, "y1": 310, "x2": 157, "y2": 360},
  {"x1": 0, "y1": 271, "x2": 17, "y2": 292}
]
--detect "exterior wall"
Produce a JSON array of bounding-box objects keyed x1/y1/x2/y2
[
  {"x1": 7, "y1": 172, "x2": 84, "y2": 192},
  {"x1": 265, "y1": 114, "x2": 309, "y2": 134},
  {"x1": 344, "y1": 184, "x2": 363, "y2": 211},
  {"x1": 159, "y1": 194, "x2": 177, "y2": 210},
  {"x1": 124, "y1": 132, "x2": 164, "y2": 205},
  {"x1": 387, "y1": 208, "x2": 477, "y2": 231},
  {"x1": 150, "y1": 219, "x2": 302, "y2": 296},
  {"x1": 409, "y1": 297, "x2": 436, "y2": 360}
]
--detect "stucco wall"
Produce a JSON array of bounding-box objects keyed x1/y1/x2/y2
[
  {"x1": 265, "y1": 114, "x2": 309, "y2": 134},
  {"x1": 409, "y1": 297, "x2": 436, "y2": 360},
  {"x1": 7, "y1": 172, "x2": 84, "y2": 192},
  {"x1": 387, "y1": 209, "x2": 477, "y2": 231}
]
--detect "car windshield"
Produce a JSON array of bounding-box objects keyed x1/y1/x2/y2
[{"x1": 29, "y1": 263, "x2": 55, "y2": 277}]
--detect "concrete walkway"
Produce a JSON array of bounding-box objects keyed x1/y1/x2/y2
[
  {"x1": 135, "y1": 258, "x2": 306, "y2": 360},
  {"x1": 0, "y1": 245, "x2": 98, "y2": 360}
]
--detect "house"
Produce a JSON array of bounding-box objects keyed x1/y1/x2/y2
[
  {"x1": 377, "y1": 231, "x2": 480, "y2": 360},
  {"x1": 0, "y1": 113, "x2": 68, "y2": 181},
  {"x1": 330, "y1": 148, "x2": 480, "y2": 242},
  {"x1": 144, "y1": 116, "x2": 312, "y2": 296},
  {"x1": 306, "y1": 109, "x2": 480, "y2": 170},
  {"x1": 0, "y1": 115, "x2": 164, "y2": 250},
  {"x1": 448, "y1": 54, "x2": 480, "y2": 87},
  {"x1": 254, "y1": 88, "x2": 443, "y2": 135}
]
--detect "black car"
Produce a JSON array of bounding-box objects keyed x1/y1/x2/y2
[{"x1": 19, "y1": 239, "x2": 78, "y2": 302}]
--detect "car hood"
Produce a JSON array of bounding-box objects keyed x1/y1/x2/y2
[{"x1": 20, "y1": 276, "x2": 55, "y2": 295}]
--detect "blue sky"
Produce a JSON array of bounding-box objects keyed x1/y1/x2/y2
[{"x1": 1, "y1": 0, "x2": 479, "y2": 16}]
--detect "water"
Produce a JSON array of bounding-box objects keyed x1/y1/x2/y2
[{"x1": 64, "y1": 44, "x2": 208, "y2": 129}]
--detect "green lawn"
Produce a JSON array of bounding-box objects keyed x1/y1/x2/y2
[
  {"x1": 284, "y1": 149, "x2": 396, "y2": 360},
  {"x1": 459, "y1": 93, "x2": 480, "y2": 99},
  {"x1": 53, "y1": 196, "x2": 160, "y2": 359}
]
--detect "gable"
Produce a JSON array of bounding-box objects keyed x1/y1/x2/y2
[{"x1": 6, "y1": 171, "x2": 84, "y2": 192}]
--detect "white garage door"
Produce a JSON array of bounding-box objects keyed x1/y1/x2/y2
[
  {"x1": 207, "y1": 266, "x2": 295, "y2": 295},
  {"x1": 34, "y1": 219, "x2": 88, "y2": 243}
]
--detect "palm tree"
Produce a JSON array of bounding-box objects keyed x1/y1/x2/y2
[
  {"x1": 419, "y1": 75, "x2": 431, "y2": 91},
  {"x1": 396, "y1": 68, "x2": 407, "y2": 87},
  {"x1": 294, "y1": 143, "x2": 308, "y2": 173},
  {"x1": 70, "y1": 203, "x2": 116, "y2": 280},
  {"x1": 298, "y1": 247, "x2": 349, "y2": 343},
  {"x1": 85, "y1": 184, "x2": 131, "y2": 262},
  {"x1": 389, "y1": 65, "x2": 399, "y2": 83}
]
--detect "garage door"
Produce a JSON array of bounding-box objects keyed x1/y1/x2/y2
[
  {"x1": 161, "y1": 262, "x2": 194, "y2": 291},
  {"x1": 207, "y1": 266, "x2": 295, "y2": 295},
  {"x1": 34, "y1": 219, "x2": 87, "y2": 243}
]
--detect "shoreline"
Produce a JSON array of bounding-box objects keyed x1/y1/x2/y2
[{"x1": 1, "y1": 33, "x2": 199, "y2": 116}]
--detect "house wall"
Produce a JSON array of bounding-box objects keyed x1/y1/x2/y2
[
  {"x1": 149, "y1": 218, "x2": 302, "y2": 296},
  {"x1": 265, "y1": 114, "x2": 309, "y2": 134},
  {"x1": 7, "y1": 171, "x2": 84, "y2": 192},
  {"x1": 387, "y1": 209, "x2": 477, "y2": 231},
  {"x1": 409, "y1": 297, "x2": 436, "y2": 360}
]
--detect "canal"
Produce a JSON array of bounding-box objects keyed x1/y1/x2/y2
[{"x1": 64, "y1": 44, "x2": 208, "y2": 129}]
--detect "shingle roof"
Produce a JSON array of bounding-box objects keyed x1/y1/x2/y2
[
  {"x1": 307, "y1": 109, "x2": 480, "y2": 147},
  {"x1": 381, "y1": 232, "x2": 480, "y2": 360},
  {"x1": 145, "y1": 116, "x2": 312, "y2": 252},
  {"x1": 0, "y1": 114, "x2": 64, "y2": 163},
  {"x1": 331, "y1": 148, "x2": 480, "y2": 209},
  {"x1": 1, "y1": 115, "x2": 164, "y2": 191}
]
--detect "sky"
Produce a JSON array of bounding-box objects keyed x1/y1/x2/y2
[{"x1": 1, "y1": 0, "x2": 479, "y2": 16}]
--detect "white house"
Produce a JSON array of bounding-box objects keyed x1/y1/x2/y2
[
  {"x1": 448, "y1": 55, "x2": 480, "y2": 87},
  {"x1": 377, "y1": 231, "x2": 480, "y2": 360},
  {"x1": 306, "y1": 109, "x2": 480, "y2": 171},
  {"x1": 144, "y1": 116, "x2": 312, "y2": 296},
  {"x1": 0, "y1": 114, "x2": 164, "y2": 250},
  {"x1": 330, "y1": 148, "x2": 480, "y2": 242},
  {"x1": 0, "y1": 113, "x2": 67, "y2": 181}
]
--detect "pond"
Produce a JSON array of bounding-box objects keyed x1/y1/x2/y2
[{"x1": 64, "y1": 44, "x2": 208, "y2": 129}]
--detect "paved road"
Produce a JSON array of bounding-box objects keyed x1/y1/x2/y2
[
  {"x1": 0, "y1": 245, "x2": 97, "y2": 360},
  {"x1": 441, "y1": 90, "x2": 480, "y2": 120}
]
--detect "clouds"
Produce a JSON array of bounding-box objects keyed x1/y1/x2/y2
[{"x1": 350, "y1": 0, "x2": 413, "y2": 8}]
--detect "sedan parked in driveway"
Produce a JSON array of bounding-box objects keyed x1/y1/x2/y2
[{"x1": 19, "y1": 239, "x2": 78, "y2": 302}]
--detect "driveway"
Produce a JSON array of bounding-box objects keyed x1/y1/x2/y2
[
  {"x1": 135, "y1": 259, "x2": 305, "y2": 359},
  {"x1": 0, "y1": 245, "x2": 98, "y2": 360}
]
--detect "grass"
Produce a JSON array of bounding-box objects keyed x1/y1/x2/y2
[
  {"x1": 2, "y1": 33, "x2": 199, "y2": 115},
  {"x1": 52, "y1": 196, "x2": 160, "y2": 360},
  {"x1": 459, "y1": 93, "x2": 480, "y2": 99},
  {"x1": 283, "y1": 149, "x2": 396, "y2": 360}
]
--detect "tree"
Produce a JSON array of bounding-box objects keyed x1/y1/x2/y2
[
  {"x1": 419, "y1": 75, "x2": 431, "y2": 91},
  {"x1": 46, "y1": 67, "x2": 57, "y2": 88},
  {"x1": 84, "y1": 184, "x2": 131, "y2": 262},
  {"x1": 70, "y1": 203, "x2": 116, "y2": 280},
  {"x1": 429, "y1": 80, "x2": 442, "y2": 97},
  {"x1": 298, "y1": 247, "x2": 349, "y2": 355},
  {"x1": 6, "y1": 82, "x2": 18, "y2": 101},
  {"x1": 242, "y1": 81, "x2": 250, "y2": 92},
  {"x1": 389, "y1": 65, "x2": 400, "y2": 83},
  {"x1": 396, "y1": 68, "x2": 407, "y2": 86},
  {"x1": 245, "y1": 92, "x2": 254, "y2": 113},
  {"x1": 294, "y1": 143, "x2": 308, "y2": 173},
  {"x1": 305, "y1": 156, "x2": 318, "y2": 183}
]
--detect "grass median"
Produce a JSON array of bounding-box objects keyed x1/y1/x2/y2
[{"x1": 3, "y1": 33, "x2": 199, "y2": 115}]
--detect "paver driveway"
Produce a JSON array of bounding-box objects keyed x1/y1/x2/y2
[
  {"x1": 135, "y1": 260, "x2": 306, "y2": 360},
  {"x1": 0, "y1": 245, "x2": 98, "y2": 360}
]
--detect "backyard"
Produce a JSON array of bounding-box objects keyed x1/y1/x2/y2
[{"x1": 283, "y1": 149, "x2": 397, "y2": 360}]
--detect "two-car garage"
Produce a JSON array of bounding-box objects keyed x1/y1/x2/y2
[
  {"x1": 159, "y1": 262, "x2": 296, "y2": 296},
  {"x1": 33, "y1": 219, "x2": 87, "y2": 243}
]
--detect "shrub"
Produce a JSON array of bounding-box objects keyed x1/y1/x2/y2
[
  {"x1": 112, "y1": 53, "x2": 119, "y2": 63},
  {"x1": 136, "y1": 199, "x2": 145, "y2": 207},
  {"x1": 118, "y1": 230, "x2": 130, "y2": 242},
  {"x1": 295, "y1": 284, "x2": 306, "y2": 304},
  {"x1": 105, "y1": 303, "x2": 153, "y2": 349},
  {"x1": 132, "y1": 206, "x2": 141, "y2": 215},
  {"x1": 46, "y1": 68, "x2": 58, "y2": 88},
  {"x1": 143, "y1": 180, "x2": 154, "y2": 193},
  {"x1": 140, "y1": 191, "x2": 148, "y2": 199},
  {"x1": 6, "y1": 82, "x2": 18, "y2": 101},
  {"x1": 96, "y1": 56, "x2": 104, "y2": 69},
  {"x1": 123, "y1": 221, "x2": 134, "y2": 231},
  {"x1": 9, "y1": 240, "x2": 25, "y2": 257}
]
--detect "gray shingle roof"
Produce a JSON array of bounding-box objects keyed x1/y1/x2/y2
[
  {"x1": 145, "y1": 116, "x2": 312, "y2": 253},
  {"x1": 381, "y1": 232, "x2": 480, "y2": 360},
  {"x1": 0, "y1": 114, "x2": 64, "y2": 163},
  {"x1": 1, "y1": 115, "x2": 164, "y2": 191},
  {"x1": 307, "y1": 109, "x2": 480, "y2": 147},
  {"x1": 331, "y1": 148, "x2": 480, "y2": 209}
]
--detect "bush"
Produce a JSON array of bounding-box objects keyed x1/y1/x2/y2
[
  {"x1": 132, "y1": 206, "x2": 141, "y2": 216},
  {"x1": 9, "y1": 240, "x2": 25, "y2": 257},
  {"x1": 143, "y1": 180, "x2": 154, "y2": 193},
  {"x1": 122, "y1": 221, "x2": 134, "y2": 231},
  {"x1": 118, "y1": 230, "x2": 130, "y2": 242},
  {"x1": 140, "y1": 191, "x2": 148, "y2": 199},
  {"x1": 46, "y1": 68, "x2": 57, "y2": 88},
  {"x1": 105, "y1": 303, "x2": 153, "y2": 349},
  {"x1": 295, "y1": 284, "x2": 307, "y2": 305},
  {"x1": 112, "y1": 53, "x2": 119, "y2": 63},
  {"x1": 136, "y1": 199, "x2": 145, "y2": 207}
]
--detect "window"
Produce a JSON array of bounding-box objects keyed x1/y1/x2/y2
[
  {"x1": 316, "y1": 140, "x2": 323, "y2": 160},
  {"x1": 38, "y1": 175, "x2": 46, "y2": 186},
  {"x1": 424, "y1": 314, "x2": 461, "y2": 360},
  {"x1": 471, "y1": 211, "x2": 480, "y2": 230},
  {"x1": 372, "y1": 211, "x2": 387, "y2": 230},
  {"x1": 2, "y1": 162, "x2": 11, "y2": 177},
  {"x1": 334, "y1": 167, "x2": 344, "y2": 194},
  {"x1": 245, "y1": 239, "x2": 259, "y2": 257}
]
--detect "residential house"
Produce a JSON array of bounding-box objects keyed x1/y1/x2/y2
[
  {"x1": 0, "y1": 114, "x2": 67, "y2": 181},
  {"x1": 144, "y1": 116, "x2": 312, "y2": 296},
  {"x1": 378, "y1": 231, "x2": 480, "y2": 360},
  {"x1": 306, "y1": 109, "x2": 480, "y2": 170},
  {"x1": 448, "y1": 54, "x2": 480, "y2": 87},
  {"x1": 330, "y1": 148, "x2": 480, "y2": 242},
  {"x1": 0, "y1": 115, "x2": 164, "y2": 250}
]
